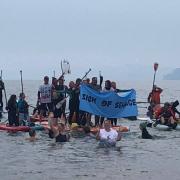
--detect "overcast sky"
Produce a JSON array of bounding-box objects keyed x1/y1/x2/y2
[{"x1": 0, "y1": 0, "x2": 180, "y2": 80}]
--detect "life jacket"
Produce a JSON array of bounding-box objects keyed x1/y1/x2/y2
[
  {"x1": 159, "y1": 107, "x2": 175, "y2": 119},
  {"x1": 154, "y1": 106, "x2": 162, "y2": 119},
  {"x1": 150, "y1": 90, "x2": 161, "y2": 104}
]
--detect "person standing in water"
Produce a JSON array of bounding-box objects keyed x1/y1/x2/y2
[
  {"x1": 49, "y1": 115, "x2": 70, "y2": 142},
  {"x1": 38, "y1": 76, "x2": 53, "y2": 117},
  {"x1": 0, "y1": 77, "x2": 4, "y2": 118},
  {"x1": 148, "y1": 85, "x2": 163, "y2": 105},
  {"x1": 17, "y1": 93, "x2": 29, "y2": 126},
  {"x1": 96, "y1": 120, "x2": 121, "y2": 147},
  {"x1": 6, "y1": 95, "x2": 18, "y2": 126},
  {"x1": 147, "y1": 85, "x2": 163, "y2": 119},
  {"x1": 25, "y1": 129, "x2": 38, "y2": 141},
  {"x1": 100, "y1": 80, "x2": 115, "y2": 125},
  {"x1": 67, "y1": 81, "x2": 75, "y2": 125},
  {"x1": 89, "y1": 77, "x2": 102, "y2": 126}
]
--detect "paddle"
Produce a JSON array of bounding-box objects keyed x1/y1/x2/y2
[
  {"x1": 81, "y1": 68, "x2": 91, "y2": 80},
  {"x1": 152, "y1": 62, "x2": 159, "y2": 90},
  {"x1": 0, "y1": 70, "x2": 8, "y2": 108},
  {"x1": 99, "y1": 71, "x2": 103, "y2": 87},
  {"x1": 20, "y1": 70, "x2": 24, "y2": 94},
  {"x1": 59, "y1": 59, "x2": 71, "y2": 79}
]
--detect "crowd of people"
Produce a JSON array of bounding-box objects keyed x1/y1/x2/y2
[
  {"x1": 1, "y1": 75, "x2": 180, "y2": 143},
  {"x1": 34, "y1": 75, "x2": 129, "y2": 127},
  {"x1": 0, "y1": 75, "x2": 126, "y2": 144}
]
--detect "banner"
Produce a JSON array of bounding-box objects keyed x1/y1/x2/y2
[{"x1": 79, "y1": 85, "x2": 138, "y2": 118}]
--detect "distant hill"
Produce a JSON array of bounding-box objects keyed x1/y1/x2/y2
[{"x1": 163, "y1": 68, "x2": 180, "y2": 80}]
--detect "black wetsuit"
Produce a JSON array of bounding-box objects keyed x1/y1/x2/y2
[
  {"x1": 0, "y1": 81, "x2": 4, "y2": 118},
  {"x1": 52, "y1": 85, "x2": 64, "y2": 118},
  {"x1": 142, "y1": 128, "x2": 152, "y2": 139},
  {"x1": 55, "y1": 133, "x2": 68, "y2": 142},
  {"x1": 68, "y1": 86, "x2": 81, "y2": 125},
  {"x1": 7, "y1": 101, "x2": 18, "y2": 126}
]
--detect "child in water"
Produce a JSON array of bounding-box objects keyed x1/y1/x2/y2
[{"x1": 26, "y1": 129, "x2": 38, "y2": 141}]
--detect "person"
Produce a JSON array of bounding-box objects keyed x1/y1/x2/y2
[
  {"x1": 57, "y1": 77, "x2": 68, "y2": 120},
  {"x1": 50, "y1": 121, "x2": 70, "y2": 142},
  {"x1": 25, "y1": 129, "x2": 38, "y2": 141},
  {"x1": 17, "y1": 93, "x2": 29, "y2": 126},
  {"x1": 72, "y1": 78, "x2": 82, "y2": 125},
  {"x1": 96, "y1": 120, "x2": 121, "y2": 147},
  {"x1": 88, "y1": 77, "x2": 102, "y2": 126},
  {"x1": 38, "y1": 76, "x2": 53, "y2": 117},
  {"x1": 100, "y1": 80, "x2": 115, "y2": 125},
  {"x1": 0, "y1": 77, "x2": 4, "y2": 118},
  {"x1": 147, "y1": 85, "x2": 163, "y2": 119},
  {"x1": 6, "y1": 94, "x2": 18, "y2": 126},
  {"x1": 148, "y1": 85, "x2": 163, "y2": 105},
  {"x1": 51, "y1": 77, "x2": 64, "y2": 120},
  {"x1": 139, "y1": 122, "x2": 153, "y2": 139},
  {"x1": 111, "y1": 81, "x2": 130, "y2": 93},
  {"x1": 48, "y1": 111, "x2": 70, "y2": 142},
  {"x1": 67, "y1": 81, "x2": 75, "y2": 125},
  {"x1": 102, "y1": 80, "x2": 114, "y2": 92},
  {"x1": 156, "y1": 102, "x2": 177, "y2": 129},
  {"x1": 86, "y1": 78, "x2": 90, "y2": 84}
]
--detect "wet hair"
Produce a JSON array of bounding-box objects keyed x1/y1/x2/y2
[
  {"x1": 105, "y1": 80, "x2": 112, "y2": 90},
  {"x1": 44, "y1": 76, "x2": 49, "y2": 80},
  {"x1": 7, "y1": 94, "x2": 17, "y2": 106},
  {"x1": 52, "y1": 77, "x2": 57, "y2": 83},
  {"x1": 29, "y1": 129, "x2": 36, "y2": 137},
  {"x1": 83, "y1": 126, "x2": 91, "y2": 134},
  {"x1": 19, "y1": 92, "x2": 25, "y2": 98},
  {"x1": 86, "y1": 78, "x2": 90, "y2": 83},
  {"x1": 76, "y1": 78, "x2": 82, "y2": 84},
  {"x1": 92, "y1": 77, "x2": 97, "y2": 81}
]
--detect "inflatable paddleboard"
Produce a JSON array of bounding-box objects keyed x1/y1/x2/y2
[
  {"x1": 0, "y1": 124, "x2": 30, "y2": 132},
  {"x1": 0, "y1": 123, "x2": 45, "y2": 132}
]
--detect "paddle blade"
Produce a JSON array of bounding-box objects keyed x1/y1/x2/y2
[
  {"x1": 61, "y1": 60, "x2": 71, "y2": 75},
  {"x1": 154, "y1": 63, "x2": 159, "y2": 71}
]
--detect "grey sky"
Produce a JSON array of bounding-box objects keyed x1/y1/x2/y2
[{"x1": 0, "y1": 0, "x2": 180, "y2": 80}]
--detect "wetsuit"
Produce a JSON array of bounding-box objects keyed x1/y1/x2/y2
[
  {"x1": 7, "y1": 101, "x2": 18, "y2": 126},
  {"x1": 69, "y1": 86, "x2": 81, "y2": 125},
  {"x1": 52, "y1": 84, "x2": 64, "y2": 118},
  {"x1": 142, "y1": 128, "x2": 152, "y2": 139},
  {"x1": 58, "y1": 84, "x2": 68, "y2": 114},
  {"x1": 55, "y1": 133, "x2": 68, "y2": 142},
  {"x1": 0, "y1": 80, "x2": 4, "y2": 118}
]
